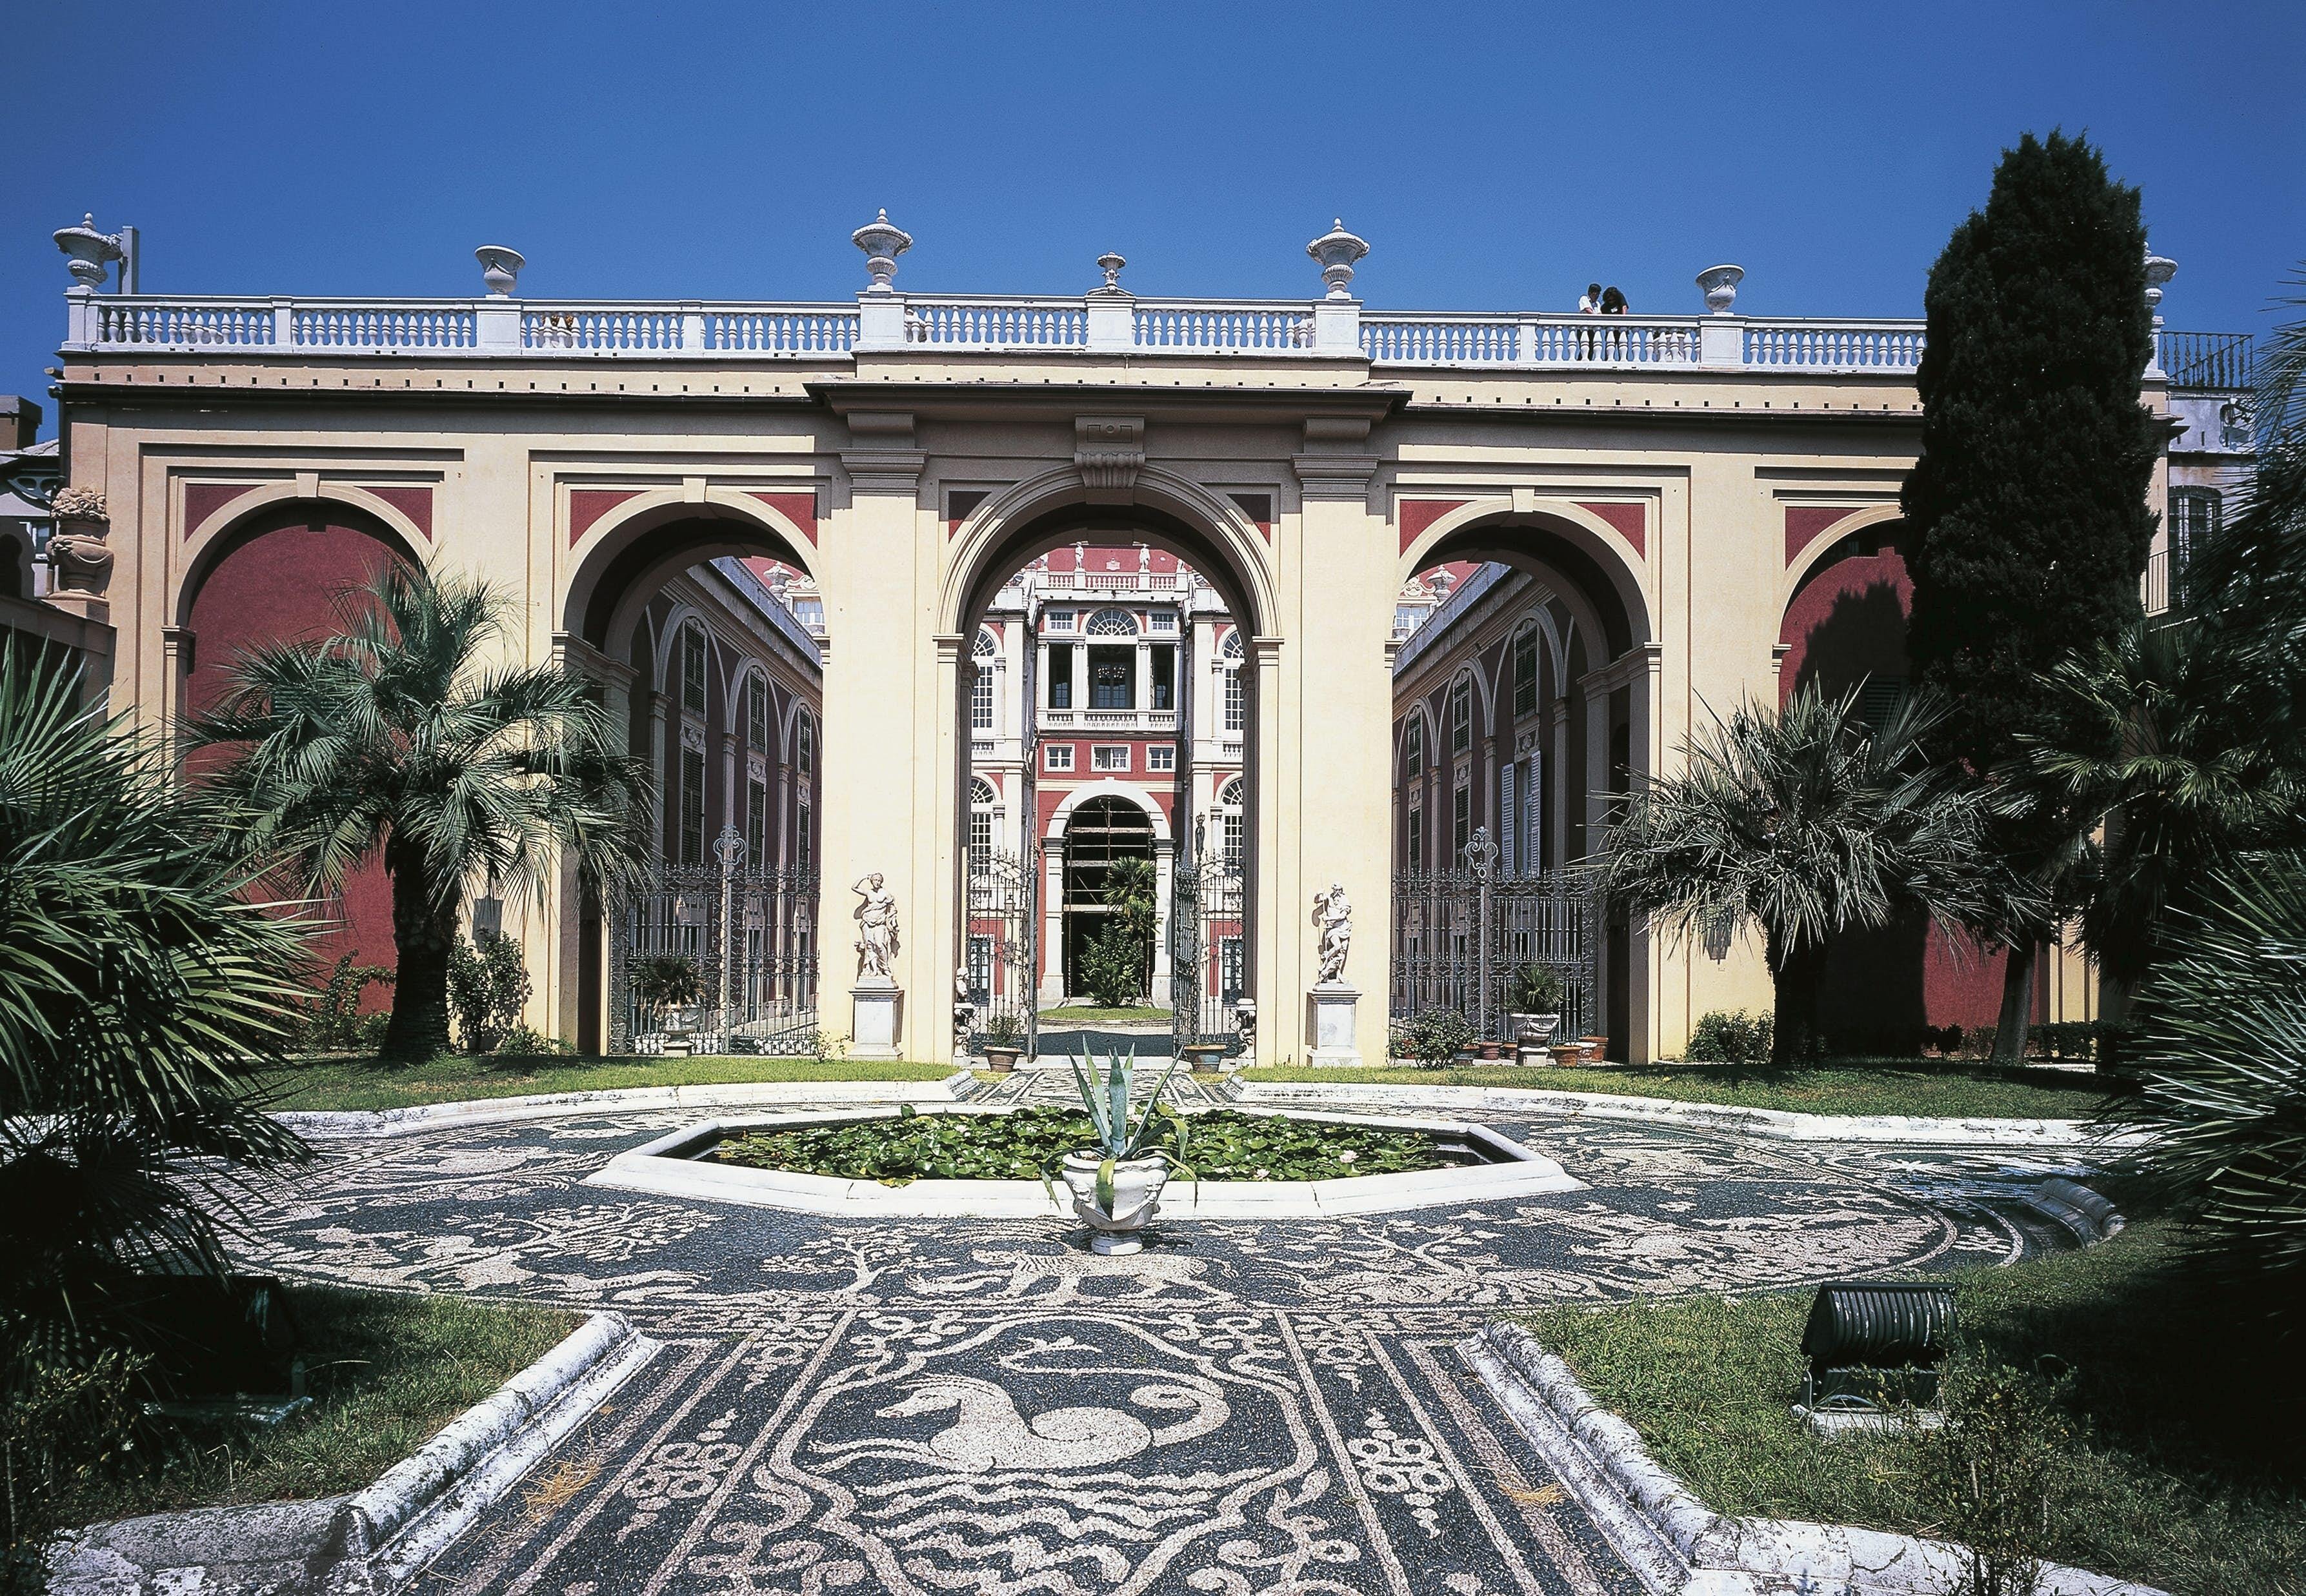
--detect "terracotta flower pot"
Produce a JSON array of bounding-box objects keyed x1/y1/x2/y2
[
  {"x1": 1548, "y1": 1044, "x2": 1584, "y2": 1067},
  {"x1": 983, "y1": 1045, "x2": 1021, "y2": 1073}
]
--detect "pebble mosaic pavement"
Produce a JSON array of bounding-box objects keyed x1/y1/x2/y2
[{"x1": 237, "y1": 1071, "x2": 2090, "y2": 1595}]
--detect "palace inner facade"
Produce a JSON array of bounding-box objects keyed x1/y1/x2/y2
[{"x1": 25, "y1": 214, "x2": 2252, "y2": 1061}]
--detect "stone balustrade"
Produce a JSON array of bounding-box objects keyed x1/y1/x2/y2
[{"x1": 65, "y1": 287, "x2": 1952, "y2": 374}]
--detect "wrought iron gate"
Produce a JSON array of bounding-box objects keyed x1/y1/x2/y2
[
  {"x1": 1391, "y1": 826, "x2": 1596, "y2": 1044},
  {"x1": 1172, "y1": 820, "x2": 1248, "y2": 1056},
  {"x1": 965, "y1": 845, "x2": 1038, "y2": 1057},
  {"x1": 610, "y1": 827, "x2": 818, "y2": 1055}
]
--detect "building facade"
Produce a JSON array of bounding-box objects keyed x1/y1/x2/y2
[{"x1": 35, "y1": 214, "x2": 2234, "y2": 1062}]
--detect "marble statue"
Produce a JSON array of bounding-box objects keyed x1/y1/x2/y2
[
  {"x1": 853, "y1": 873, "x2": 899, "y2": 981},
  {"x1": 1312, "y1": 883, "x2": 1352, "y2": 984}
]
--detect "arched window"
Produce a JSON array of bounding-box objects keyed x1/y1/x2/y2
[
  {"x1": 1086, "y1": 608, "x2": 1136, "y2": 636},
  {"x1": 1449, "y1": 673, "x2": 1472, "y2": 755},
  {"x1": 1403, "y1": 716, "x2": 1424, "y2": 777},
  {"x1": 1511, "y1": 623, "x2": 1539, "y2": 717},
  {"x1": 746, "y1": 669, "x2": 769, "y2": 750},
  {"x1": 680, "y1": 623, "x2": 708, "y2": 715},
  {"x1": 1216, "y1": 775, "x2": 1245, "y2": 870},
  {"x1": 970, "y1": 629, "x2": 997, "y2": 730},
  {"x1": 1221, "y1": 632, "x2": 1245, "y2": 733},
  {"x1": 796, "y1": 711, "x2": 815, "y2": 776},
  {"x1": 968, "y1": 776, "x2": 998, "y2": 870}
]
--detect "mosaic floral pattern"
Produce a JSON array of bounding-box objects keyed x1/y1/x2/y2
[{"x1": 232, "y1": 1085, "x2": 2091, "y2": 1591}]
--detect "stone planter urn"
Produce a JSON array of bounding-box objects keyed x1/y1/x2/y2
[
  {"x1": 1509, "y1": 1012, "x2": 1561, "y2": 1047},
  {"x1": 1059, "y1": 1151, "x2": 1170, "y2": 1255},
  {"x1": 1696, "y1": 263, "x2": 1745, "y2": 314},
  {"x1": 1182, "y1": 1042, "x2": 1226, "y2": 1074},
  {"x1": 659, "y1": 1005, "x2": 698, "y2": 1058},
  {"x1": 983, "y1": 1044, "x2": 1022, "y2": 1073},
  {"x1": 47, "y1": 486, "x2": 112, "y2": 610}
]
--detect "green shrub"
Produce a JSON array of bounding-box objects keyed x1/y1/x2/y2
[
  {"x1": 447, "y1": 932, "x2": 530, "y2": 1055},
  {"x1": 1914, "y1": 1362, "x2": 2073, "y2": 1596},
  {"x1": 491, "y1": 1024, "x2": 572, "y2": 1057},
  {"x1": 1685, "y1": 1008, "x2": 1774, "y2": 1066},
  {"x1": 1510, "y1": 965, "x2": 1567, "y2": 1015},
  {"x1": 1, "y1": 1351, "x2": 146, "y2": 1591},
  {"x1": 1390, "y1": 1008, "x2": 1476, "y2": 1063},
  {"x1": 1079, "y1": 917, "x2": 1148, "y2": 1008},
  {"x1": 289, "y1": 952, "x2": 395, "y2": 1052}
]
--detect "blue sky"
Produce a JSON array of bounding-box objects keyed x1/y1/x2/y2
[{"x1": 5, "y1": 0, "x2": 2300, "y2": 438}]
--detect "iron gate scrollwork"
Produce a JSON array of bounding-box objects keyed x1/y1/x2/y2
[
  {"x1": 1391, "y1": 825, "x2": 1596, "y2": 1046},
  {"x1": 610, "y1": 826, "x2": 818, "y2": 1055},
  {"x1": 965, "y1": 845, "x2": 1037, "y2": 1058},
  {"x1": 1172, "y1": 819, "x2": 1247, "y2": 1056}
]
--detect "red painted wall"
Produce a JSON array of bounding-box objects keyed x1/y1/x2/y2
[
  {"x1": 1778, "y1": 546, "x2": 2007, "y2": 1037},
  {"x1": 186, "y1": 508, "x2": 406, "y2": 991}
]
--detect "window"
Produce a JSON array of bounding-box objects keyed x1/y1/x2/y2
[
  {"x1": 1407, "y1": 806, "x2": 1424, "y2": 870},
  {"x1": 1151, "y1": 646, "x2": 1174, "y2": 711},
  {"x1": 745, "y1": 775, "x2": 767, "y2": 865},
  {"x1": 1150, "y1": 611, "x2": 1177, "y2": 633},
  {"x1": 1089, "y1": 647, "x2": 1134, "y2": 710},
  {"x1": 1047, "y1": 643, "x2": 1073, "y2": 708},
  {"x1": 967, "y1": 935, "x2": 994, "y2": 1004},
  {"x1": 970, "y1": 665, "x2": 994, "y2": 730},
  {"x1": 1858, "y1": 677, "x2": 1909, "y2": 730},
  {"x1": 681, "y1": 624, "x2": 707, "y2": 715},
  {"x1": 1045, "y1": 609, "x2": 1075, "y2": 633},
  {"x1": 1221, "y1": 632, "x2": 1245, "y2": 733},
  {"x1": 1512, "y1": 626, "x2": 1539, "y2": 717},
  {"x1": 1092, "y1": 745, "x2": 1129, "y2": 772},
  {"x1": 795, "y1": 802, "x2": 811, "y2": 873},
  {"x1": 1147, "y1": 744, "x2": 1175, "y2": 772},
  {"x1": 746, "y1": 671, "x2": 768, "y2": 751},
  {"x1": 1045, "y1": 743, "x2": 1074, "y2": 772},
  {"x1": 968, "y1": 776, "x2": 997, "y2": 872},
  {"x1": 2170, "y1": 488, "x2": 2220, "y2": 608},
  {"x1": 1217, "y1": 776, "x2": 1245, "y2": 870},
  {"x1": 1394, "y1": 604, "x2": 1424, "y2": 637},
  {"x1": 1500, "y1": 763, "x2": 1516, "y2": 875},
  {"x1": 1404, "y1": 717, "x2": 1423, "y2": 777},
  {"x1": 1086, "y1": 607, "x2": 1136, "y2": 636},
  {"x1": 796, "y1": 713, "x2": 814, "y2": 775},
  {"x1": 1452, "y1": 782, "x2": 1470, "y2": 859},
  {"x1": 1450, "y1": 677, "x2": 1472, "y2": 754},
  {"x1": 679, "y1": 746, "x2": 706, "y2": 864},
  {"x1": 1218, "y1": 936, "x2": 1245, "y2": 1004}
]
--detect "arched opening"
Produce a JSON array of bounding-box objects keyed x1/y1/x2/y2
[
  {"x1": 952, "y1": 497, "x2": 1265, "y2": 1061},
  {"x1": 1389, "y1": 513, "x2": 1650, "y2": 1058},
  {"x1": 561, "y1": 503, "x2": 828, "y2": 1056},
  {"x1": 177, "y1": 500, "x2": 417, "y2": 998}
]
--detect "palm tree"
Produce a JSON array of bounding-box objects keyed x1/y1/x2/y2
[
  {"x1": 2010, "y1": 619, "x2": 2301, "y2": 998},
  {"x1": 0, "y1": 639, "x2": 310, "y2": 1395},
  {"x1": 1586, "y1": 682, "x2": 2016, "y2": 1064},
  {"x1": 192, "y1": 564, "x2": 654, "y2": 1061}
]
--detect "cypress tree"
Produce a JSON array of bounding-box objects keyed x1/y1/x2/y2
[{"x1": 1901, "y1": 130, "x2": 2160, "y2": 1057}]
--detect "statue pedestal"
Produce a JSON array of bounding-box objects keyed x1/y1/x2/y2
[
  {"x1": 851, "y1": 977, "x2": 902, "y2": 1060},
  {"x1": 1306, "y1": 982, "x2": 1362, "y2": 1067}
]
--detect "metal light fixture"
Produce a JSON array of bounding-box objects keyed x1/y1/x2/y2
[{"x1": 1796, "y1": 1281, "x2": 1956, "y2": 1435}]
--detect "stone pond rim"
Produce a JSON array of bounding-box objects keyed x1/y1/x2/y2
[{"x1": 584, "y1": 1104, "x2": 1588, "y2": 1219}]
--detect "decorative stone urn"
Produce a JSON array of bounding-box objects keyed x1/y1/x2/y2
[
  {"x1": 1305, "y1": 219, "x2": 1369, "y2": 299},
  {"x1": 851, "y1": 208, "x2": 913, "y2": 293},
  {"x1": 46, "y1": 486, "x2": 112, "y2": 611},
  {"x1": 2143, "y1": 243, "x2": 2176, "y2": 327},
  {"x1": 475, "y1": 245, "x2": 525, "y2": 297},
  {"x1": 1696, "y1": 264, "x2": 1745, "y2": 314},
  {"x1": 54, "y1": 215, "x2": 124, "y2": 288},
  {"x1": 1059, "y1": 1151, "x2": 1170, "y2": 1255},
  {"x1": 1509, "y1": 1012, "x2": 1562, "y2": 1047}
]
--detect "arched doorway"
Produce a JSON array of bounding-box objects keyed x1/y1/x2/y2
[
  {"x1": 1061, "y1": 796, "x2": 1156, "y2": 996},
  {"x1": 560, "y1": 499, "x2": 828, "y2": 1057},
  {"x1": 1389, "y1": 508, "x2": 1654, "y2": 1058}
]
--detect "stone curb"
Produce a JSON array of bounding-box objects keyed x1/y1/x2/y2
[
  {"x1": 47, "y1": 1313, "x2": 659, "y2": 1595},
  {"x1": 1463, "y1": 1321, "x2": 2167, "y2": 1596},
  {"x1": 1230, "y1": 1077, "x2": 2151, "y2": 1149},
  {"x1": 2022, "y1": 1176, "x2": 2127, "y2": 1244},
  {"x1": 276, "y1": 1069, "x2": 975, "y2": 1139}
]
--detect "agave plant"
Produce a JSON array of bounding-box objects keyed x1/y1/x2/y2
[{"x1": 1062, "y1": 1047, "x2": 1196, "y2": 1212}]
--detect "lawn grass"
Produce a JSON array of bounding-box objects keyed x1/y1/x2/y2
[
  {"x1": 59, "y1": 1285, "x2": 577, "y2": 1528},
  {"x1": 1518, "y1": 1221, "x2": 2306, "y2": 1595},
  {"x1": 1036, "y1": 1006, "x2": 1170, "y2": 1025},
  {"x1": 1243, "y1": 1059, "x2": 2109, "y2": 1119},
  {"x1": 260, "y1": 1052, "x2": 956, "y2": 1112}
]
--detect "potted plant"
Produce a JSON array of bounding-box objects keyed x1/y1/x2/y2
[
  {"x1": 630, "y1": 954, "x2": 700, "y2": 1056},
  {"x1": 1181, "y1": 1035, "x2": 1227, "y2": 1073},
  {"x1": 981, "y1": 1008, "x2": 1025, "y2": 1072},
  {"x1": 1507, "y1": 966, "x2": 1567, "y2": 1048},
  {"x1": 1054, "y1": 1048, "x2": 1194, "y2": 1255},
  {"x1": 1578, "y1": 1034, "x2": 1609, "y2": 1064}
]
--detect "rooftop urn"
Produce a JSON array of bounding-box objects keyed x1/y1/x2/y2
[
  {"x1": 2143, "y1": 241, "x2": 2177, "y2": 328},
  {"x1": 852, "y1": 208, "x2": 913, "y2": 294},
  {"x1": 1306, "y1": 219, "x2": 1369, "y2": 300},
  {"x1": 1094, "y1": 251, "x2": 1127, "y2": 293},
  {"x1": 1696, "y1": 263, "x2": 1745, "y2": 314},
  {"x1": 54, "y1": 214, "x2": 124, "y2": 288},
  {"x1": 475, "y1": 245, "x2": 525, "y2": 297}
]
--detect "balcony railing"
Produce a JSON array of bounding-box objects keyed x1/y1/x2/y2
[
  {"x1": 2159, "y1": 331, "x2": 2253, "y2": 390},
  {"x1": 66, "y1": 288, "x2": 1960, "y2": 375}
]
